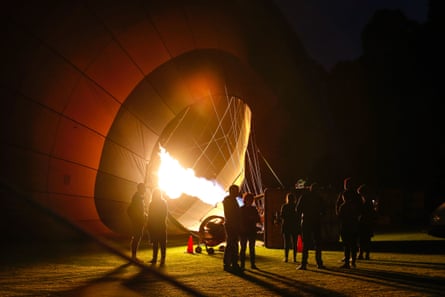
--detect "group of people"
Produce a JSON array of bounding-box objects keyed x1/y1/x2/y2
[
  {"x1": 222, "y1": 184, "x2": 261, "y2": 273},
  {"x1": 336, "y1": 177, "x2": 377, "y2": 268},
  {"x1": 127, "y1": 183, "x2": 168, "y2": 265},
  {"x1": 280, "y1": 177, "x2": 377, "y2": 270},
  {"x1": 280, "y1": 182, "x2": 325, "y2": 270},
  {"x1": 127, "y1": 177, "x2": 376, "y2": 271},
  {"x1": 127, "y1": 182, "x2": 263, "y2": 270}
]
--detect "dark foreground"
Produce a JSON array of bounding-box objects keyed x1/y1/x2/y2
[{"x1": 1, "y1": 228, "x2": 445, "y2": 297}]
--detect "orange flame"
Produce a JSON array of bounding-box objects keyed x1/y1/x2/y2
[{"x1": 157, "y1": 147, "x2": 227, "y2": 205}]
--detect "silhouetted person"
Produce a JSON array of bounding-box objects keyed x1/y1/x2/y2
[
  {"x1": 296, "y1": 183, "x2": 325, "y2": 270},
  {"x1": 280, "y1": 192, "x2": 300, "y2": 263},
  {"x1": 337, "y1": 177, "x2": 362, "y2": 268},
  {"x1": 127, "y1": 182, "x2": 147, "y2": 261},
  {"x1": 223, "y1": 184, "x2": 242, "y2": 272},
  {"x1": 239, "y1": 192, "x2": 261, "y2": 270},
  {"x1": 147, "y1": 188, "x2": 168, "y2": 265},
  {"x1": 357, "y1": 184, "x2": 377, "y2": 260}
]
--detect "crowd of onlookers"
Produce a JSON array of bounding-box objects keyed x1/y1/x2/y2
[
  {"x1": 125, "y1": 176, "x2": 377, "y2": 271},
  {"x1": 222, "y1": 177, "x2": 378, "y2": 273}
]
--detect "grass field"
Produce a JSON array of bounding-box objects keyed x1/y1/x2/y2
[{"x1": 1, "y1": 229, "x2": 445, "y2": 297}]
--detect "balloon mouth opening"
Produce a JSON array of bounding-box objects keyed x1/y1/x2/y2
[{"x1": 147, "y1": 95, "x2": 251, "y2": 204}]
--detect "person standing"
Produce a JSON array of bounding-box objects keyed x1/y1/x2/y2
[
  {"x1": 280, "y1": 192, "x2": 300, "y2": 263},
  {"x1": 357, "y1": 184, "x2": 377, "y2": 260},
  {"x1": 223, "y1": 184, "x2": 242, "y2": 272},
  {"x1": 239, "y1": 192, "x2": 261, "y2": 270},
  {"x1": 147, "y1": 188, "x2": 168, "y2": 265},
  {"x1": 296, "y1": 183, "x2": 325, "y2": 270},
  {"x1": 127, "y1": 182, "x2": 147, "y2": 261},
  {"x1": 337, "y1": 177, "x2": 362, "y2": 268}
]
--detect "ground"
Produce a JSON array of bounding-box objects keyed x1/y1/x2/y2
[{"x1": 1, "y1": 229, "x2": 444, "y2": 297}]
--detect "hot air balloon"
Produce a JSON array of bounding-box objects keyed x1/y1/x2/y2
[
  {"x1": 0, "y1": 0, "x2": 324, "y2": 241},
  {"x1": 1, "y1": 0, "x2": 262, "y2": 238}
]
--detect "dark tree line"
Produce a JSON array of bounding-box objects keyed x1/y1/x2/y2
[{"x1": 322, "y1": 0, "x2": 444, "y2": 213}]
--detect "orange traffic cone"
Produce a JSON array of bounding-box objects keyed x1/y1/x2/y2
[
  {"x1": 297, "y1": 234, "x2": 303, "y2": 253},
  {"x1": 187, "y1": 235, "x2": 194, "y2": 253}
]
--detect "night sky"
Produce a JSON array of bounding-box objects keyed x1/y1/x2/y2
[{"x1": 273, "y1": 0, "x2": 429, "y2": 69}]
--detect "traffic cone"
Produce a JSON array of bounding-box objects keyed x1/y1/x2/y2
[
  {"x1": 297, "y1": 234, "x2": 303, "y2": 252},
  {"x1": 187, "y1": 235, "x2": 194, "y2": 253}
]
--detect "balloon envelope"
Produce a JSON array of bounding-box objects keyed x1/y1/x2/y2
[{"x1": 0, "y1": 0, "x2": 278, "y2": 237}]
